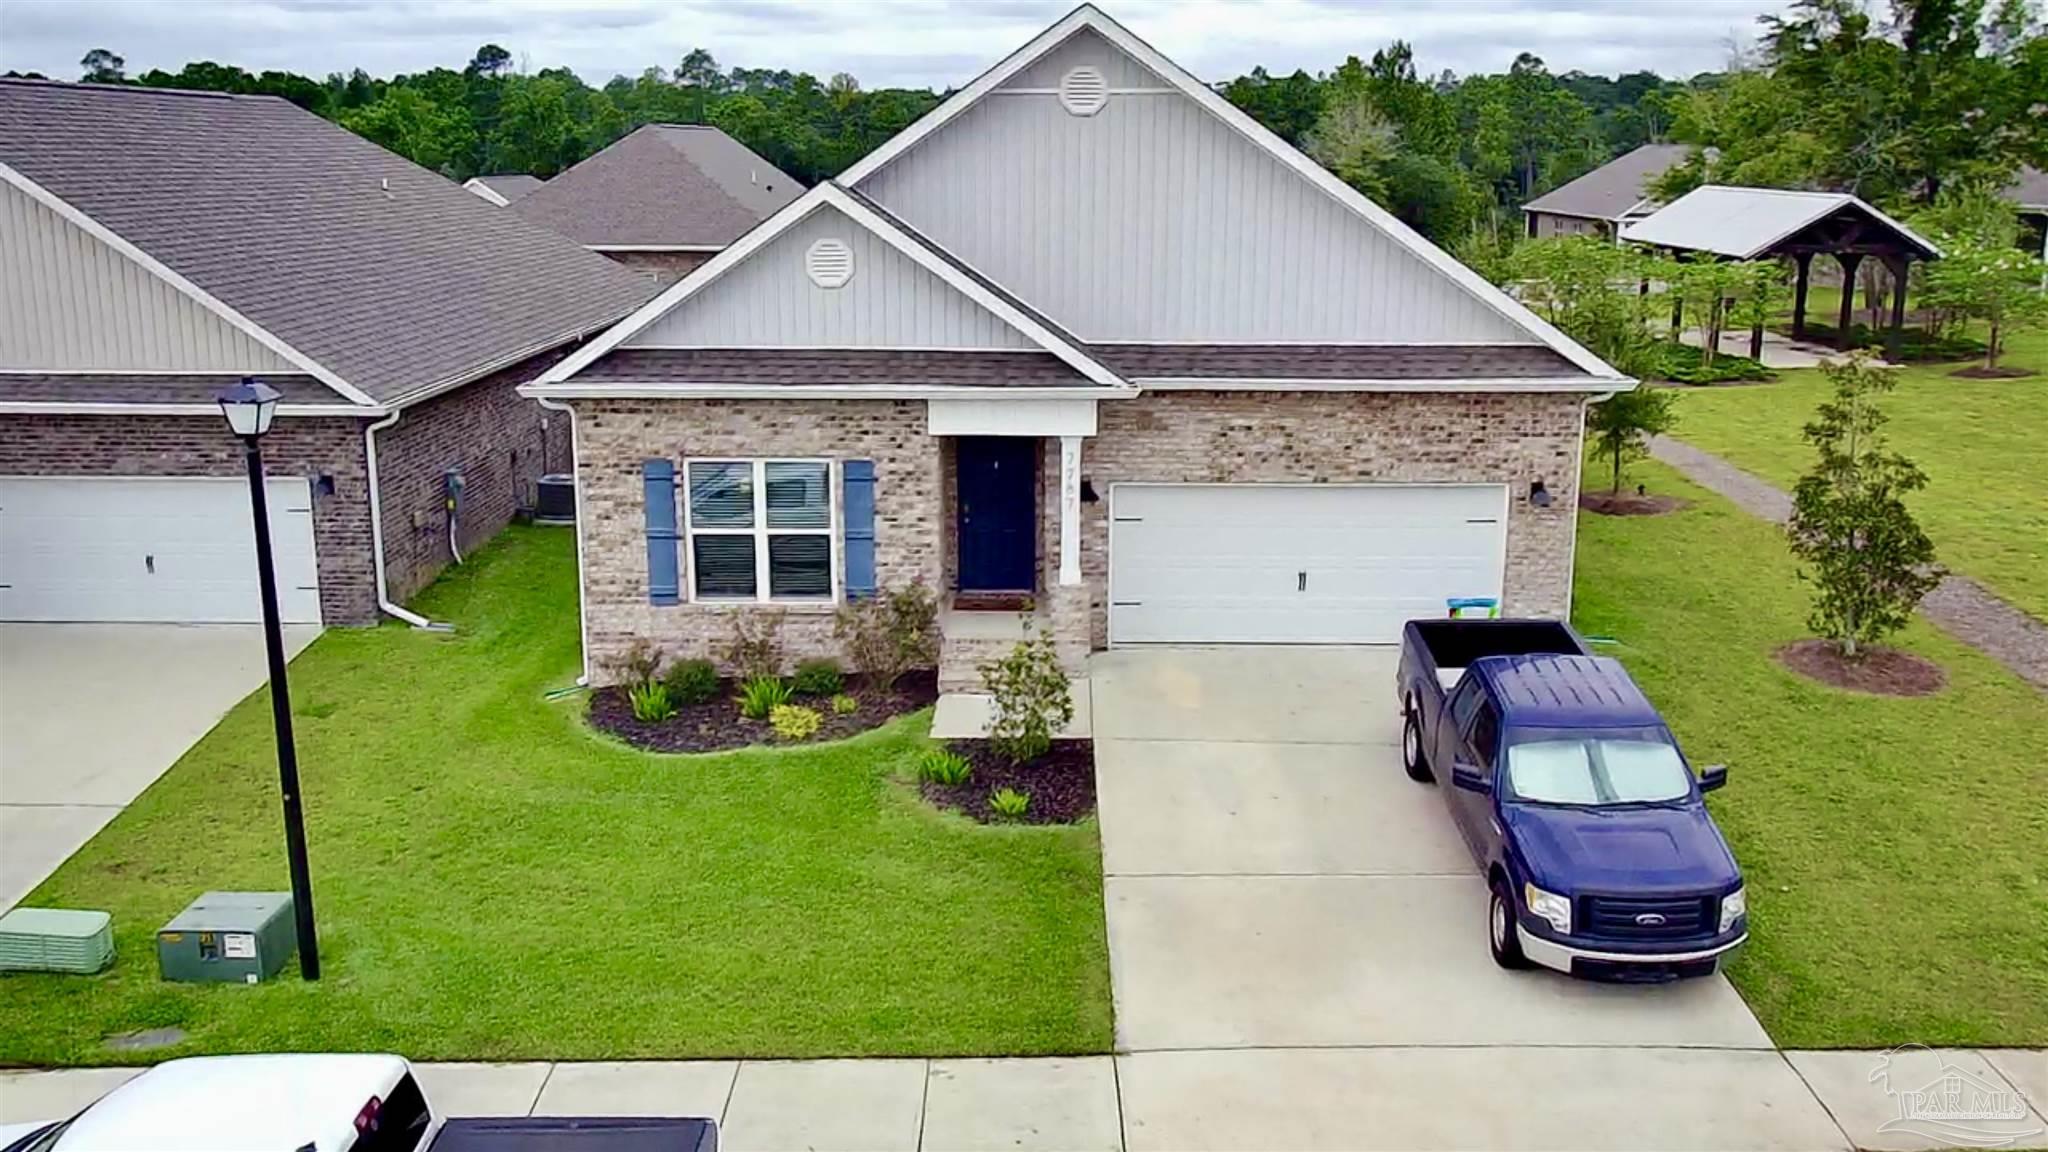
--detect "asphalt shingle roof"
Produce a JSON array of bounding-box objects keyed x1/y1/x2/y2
[
  {"x1": 511, "y1": 124, "x2": 803, "y2": 249},
  {"x1": 0, "y1": 79, "x2": 658, "y2": 406},
  {"x1": 0, "y1": 371, "x2": 333, "y2": 405},
  {"x1": 2007, "y1": 166, "x2": 2048, "y2": 211},
  {"x1": 1523, "y1": 143, "x2": 1689, "y2": 222},
  {"x1": 1089, "y1": 344, "x2": 1581, "y2": 379}
]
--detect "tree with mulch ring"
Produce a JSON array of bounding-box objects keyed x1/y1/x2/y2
[
  {"x1": 1782, "y1": 352, "x2": 1946, "y2": 694},
  {"x1": 589, "y1": 670, "x2": 938, "y2": 755},
  {"x1": 919, "y1": 741, "x2": 1096, "y2": 825},
  {"x1": 1774, "y1": 639, "x2": 1946, "y2": 697},
  {"x1": 1580, "y1": 486, "x2": 1690, "y2": 517},
  {"x1": 1949, "y1": 364, "x2": 2035, "y2": 379}
]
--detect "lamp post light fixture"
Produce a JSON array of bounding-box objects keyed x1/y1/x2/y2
[{"x1": 217, "y1": 377, "x2": 321, "y2": 981}]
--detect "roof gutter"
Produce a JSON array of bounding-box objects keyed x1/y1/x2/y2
[
  {"x1": 0, "y1": 401, "x2": 385, "y2": 417},
  {"x1": 363, "y1": 409, "x2": 449, "y2": 632},
  {"x1": 1130, "y1": 376, "x2": 1639, "y2": 393},
  {"x1": 519, "y1": 382, "x2": 1139, "y2": 401},
  {"x1": 533, "y1": 395, "x2": 593, "y2": 687}
]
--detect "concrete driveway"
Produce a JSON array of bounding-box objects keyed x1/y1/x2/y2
[
  {"x1": 1092, "y1": 647, "x2": 1846, "y2": 1150},
  {"x1": 0, "y1": 623, "x2": 319, "y2": 911}
]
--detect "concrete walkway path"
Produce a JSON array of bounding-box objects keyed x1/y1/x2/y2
[
  {"x1": 4, "y1": 1049, "x2": 2040, "y2": 1150},
  {"x1": 1649, "y1": 436, "x2": 2048, "y2": 691}
]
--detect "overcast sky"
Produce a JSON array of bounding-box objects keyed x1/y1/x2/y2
[{"x1": 0, "y1": 0, "x2": 1785, "y2": 90}]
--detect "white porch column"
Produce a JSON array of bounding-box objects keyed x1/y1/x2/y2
[{"x1": 1059, "y1": 434, "x2": 1082, "y2": 587}]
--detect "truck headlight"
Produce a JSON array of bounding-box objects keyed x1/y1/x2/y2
[
  {"x1": 1523, "y1": 883, "x2": 1572, "y2": 935},
  {"x1": 1719, "y1": 886, "x2": 1747, "y2": 933}
]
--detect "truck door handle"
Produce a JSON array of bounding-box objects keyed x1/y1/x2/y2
[{"x1": 1298, "y1": 571, "x2": 1307, "y2": 592}]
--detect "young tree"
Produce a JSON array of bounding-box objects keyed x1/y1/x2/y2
[
  {"x1": 1735, "y1": 259, "x2": 1789, "y2": 360},
  {"x1": 1673, "y1": 258, "x2": 1748, "y2": 369},
  {"x1": 1785, "y1": 354, "x2": 1942, "y2": 659},
  {"x1": 1588, "y1": 387, "x2": 1680, "y2": 494}
]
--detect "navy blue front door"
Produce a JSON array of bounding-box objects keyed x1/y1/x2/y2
[{"x1": 956, "y1": 437, "x2": 1036, "y2": 592}]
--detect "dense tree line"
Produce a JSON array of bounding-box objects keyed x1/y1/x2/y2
[{"x1": 28, "y1": 0, "x2": 2045, "y2": 246}]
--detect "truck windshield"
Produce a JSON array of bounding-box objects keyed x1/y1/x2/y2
[{"x1": 1504, "y1": 734, "x2": 1691, "y2": 805}]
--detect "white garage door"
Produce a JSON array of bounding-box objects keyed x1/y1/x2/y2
[
  {"x1": 0, "y1": 476, "x2": 321, "y2": 624},
  {"x1": 1109, "y1": 483, "x2": 1506, "y2": 645}
]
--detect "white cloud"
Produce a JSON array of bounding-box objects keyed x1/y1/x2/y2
[{"x1": 0, "y1": 0, "x2": 1783, "y2": 88}]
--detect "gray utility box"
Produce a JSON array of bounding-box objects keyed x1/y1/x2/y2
[{"x1": 157, "y1": 892, "x2": 295, "y2": 984}]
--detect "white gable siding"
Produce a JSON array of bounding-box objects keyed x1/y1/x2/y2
[
  {"x1": 861, "y1": 32, "x2": 1532, "y2": 344},
  {"x1": 1000, "y1": 28, "x2": 1170, "y2": 89},
  {"x1": 0, "y1": 181, "x2": 296, "y2": 372},
  {"x1": 626, "y1": 205, "x2": 1033, "y2": 349}
]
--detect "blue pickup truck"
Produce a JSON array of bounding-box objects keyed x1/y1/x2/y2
[{"x1": 1397, "y1": 619, "x2": 1746, "y2": 981}]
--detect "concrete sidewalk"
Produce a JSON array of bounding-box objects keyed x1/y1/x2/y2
[{"x1": 3, "y1": 1049, "x2": 2042, "y2": 1150}]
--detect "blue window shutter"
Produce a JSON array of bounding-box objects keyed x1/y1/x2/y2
[
  {"x1": 643, "y1": 459, "x2": 680, "y2": 605},
  {"x1": 843, "y1": 460, "x2": 877, "y2": 599}
]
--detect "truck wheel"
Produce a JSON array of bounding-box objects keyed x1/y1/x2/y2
[
  {"x1": 1401, "y1": 700, "x2": 1433, "y2": 782},
  {"x1": 1489, "y1": 880, "x2": 1532, "y2": 970}
]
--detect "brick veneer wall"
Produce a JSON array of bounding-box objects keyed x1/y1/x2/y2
[
  {"x1": 375, "y1": 351, "x2": 570, "y2": 602},
  {"x1": 0, "y1": 413, "x2": 379, "y2": 624},
  {"x1": 571, "y1": 398, "x2": 939, "y2": 681},
  {"x1": 598, "y1": 249, "x2": 716, "y2": 285},
  {"x1": 1080, "y1": 390, "x2": 1588, "y2": 648}
]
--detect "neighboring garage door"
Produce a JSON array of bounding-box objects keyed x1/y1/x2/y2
[
  {"x1": 1109, "y1": 483, "x2": 1506, "y2": 645},
  {"x1": 0, "y1": 476, "x2": 321, "y2": 624}
]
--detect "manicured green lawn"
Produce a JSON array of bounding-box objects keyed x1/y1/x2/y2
[
  {"x1": 1673, "y1": 302, "x2": 2048, "y2": 620},
  {"x1": 0, "y1": 527, "x2": 1111, "y2": 1066},
  {"x1": 1573, "y1": 460, "x2": 2048, "y2": 1048}
]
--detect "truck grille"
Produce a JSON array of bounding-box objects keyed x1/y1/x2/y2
[{"x1": 1580, "y1": 893, "x2": 1716, "y2": 940}]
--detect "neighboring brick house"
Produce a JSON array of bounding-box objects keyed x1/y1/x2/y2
[
  {"x1": 507, "y1": 124, "x2": 803, "y2": 285},
  {"x1": 0, "y1": 79, "x2": 656, "y2": 627},
  {"x1": 526, "y1": 6, "x2": 1633, "y2": 690},
  {"x1": 1522, "y1": 143, "x2": 1688, "y2": 240}
]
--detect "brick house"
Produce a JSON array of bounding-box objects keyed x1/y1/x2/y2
[
  {"x1": 525, "y1": 6, "x2": 1634, "y2": 689},
  {"x1": 506, "y1": 125, "x2": 803, "y2": 285},
  {"x1": 0, "y1": 79, "x2": 656, "y2": 627}
]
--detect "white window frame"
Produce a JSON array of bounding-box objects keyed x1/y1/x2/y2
[{"x1": 681, "y1": 457, "x2": 840, "y2": 604}]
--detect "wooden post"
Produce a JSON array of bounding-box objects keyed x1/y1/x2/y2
[
  {"x1": 1886, "y1": 256, "x2": 1909, "y2": 363},
  {"x1": 1751, "y1": 320, "x2": 1766, "y2": 361},
  {"x1": 1669, "y1": 293, "x2": 1683, "y2": 339},
  {"x1": 1792, "y1": 253, "x2": 1812, "y2": 340},
  {"x1": 1835, "y1": 253, "x2": 1863, "y2": 351}
]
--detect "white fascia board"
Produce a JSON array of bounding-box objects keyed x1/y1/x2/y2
[
  {"x1": 1131, "y1": 376, "x2": 1637, "y2": 393},
  {"x1": 462, "y1": 179, "x2": 511, "y2": 207},
  {"x1": 519, "y1": 381, "x2": 1137, "y2": 402},
  {"x1": 585, "y1": 244, "x2": 725, "y2": 253},
  {"x1": 836, "y1": 4, "x2": 1620, "y2": 380},
  {"x1": 0, "y1": 162, "x2": 383, "y2": 410},
  {"x1": 0, "y1": 401, "x2": 383, "y2": 417},
  {"x1": 539, "y1": 182, "x2": 1127, "y2": 390}
]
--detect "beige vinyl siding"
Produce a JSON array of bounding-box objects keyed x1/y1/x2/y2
[
  {"x1": 861, "y1": 28, "x2": 1533, "y2": 346},
  {"x1": 624, "y1": 205, "x2": 1034, "y2": 350},
  {"x1": 0, "y1": 181, "x2": 296, "y2": 373}
]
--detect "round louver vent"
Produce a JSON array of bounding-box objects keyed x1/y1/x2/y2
[
  {"x1": 806, "y1": 238, "x2": 854, "y2": 288},
  {"x1": 1059, "y1": 66, "x2": 1108, "y2": 116}
]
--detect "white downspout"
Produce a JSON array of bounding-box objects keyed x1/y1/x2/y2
[
  {"x1": 364, "y1": 410, "x2": 447, "y2": 630},
  {"x1": 536, "y1": 396, "x2": 592, "y2": 686}
]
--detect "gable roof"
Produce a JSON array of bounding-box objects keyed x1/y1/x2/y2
[
  {"x1": 537, "y1": 181, "x2": 1128, "y2": 391},
  {"x1": 833, "y1": 4, "x2": 1624, "y2": 382},
  {"x1": 1522, "y1": 144, "x2": 1689, "y2": 222},
  {"x1": 510, "y1": 124, "x2": 803, "y2": 250},
  {"x1": 2007, "y1": 166, "x2": 2048, "y2": 212},
  {"x1": 0, "y1": 78, "x2": 657, "y2": 408},
  {"x1": 464, "y1": 174, "x2": 543, "y2": 206},
  {"x1": 1620, "y1": 185, "x2": 1940, "y2": 260}
]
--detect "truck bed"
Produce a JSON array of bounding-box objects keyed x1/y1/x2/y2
[
  {"x1": 434, "y1": 1117, "x2": 717, "y2": 1152},
  {"x1": 1400, "y1": 619, "x2": 1593, "y2": 712}
]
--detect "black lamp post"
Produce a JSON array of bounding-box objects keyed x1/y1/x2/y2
[{"x1": 217, "y1": 377, "x2": 321, "y2": 981}]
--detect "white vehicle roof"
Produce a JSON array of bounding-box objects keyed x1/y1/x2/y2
[{"x1": 52, "y1": 1054, "x2": 410, "y2": 1152}]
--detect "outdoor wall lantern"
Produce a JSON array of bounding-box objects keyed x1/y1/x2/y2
[{"x1": 1529, "y1": 480, "x2": 1553, "y2": 508}]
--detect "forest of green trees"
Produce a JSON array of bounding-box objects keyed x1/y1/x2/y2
[{"x1": 35, "y1": 0, "x2": 2047, "y2": 249}]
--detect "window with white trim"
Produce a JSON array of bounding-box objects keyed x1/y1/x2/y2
[{"x1": 684, "y1": 459, "x2": 835, "y2": 602}]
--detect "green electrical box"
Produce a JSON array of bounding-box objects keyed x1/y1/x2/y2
[{"x1": 157, "y1": 892, "x2": 295, "y2": 984}]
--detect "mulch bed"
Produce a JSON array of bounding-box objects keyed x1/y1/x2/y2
[
  {"x1": 1775, "y1": 640, "x2": 1947, "y2": 697},
  {"x1": 921, "y1": 740, "x2": 1096, "y2": 826},
  {"x1": 1949, "y1": 365, "x2": 2035, "y2": 379},
  {"x1": 1580, "y1": 490, "x2": 1691, "y2": 517},
  {"x1": 588, "y1": 670, "x2": 938, "y2": 754}
]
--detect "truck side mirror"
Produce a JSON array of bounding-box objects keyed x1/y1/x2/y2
[
  {"x1": 1451, "y1": 760, "x2": 1492, "y2": 793},
  {"x1": 1698, "y1": 764, "x2": 1729, "y2": 792}
]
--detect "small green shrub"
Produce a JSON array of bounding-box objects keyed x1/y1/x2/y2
[
  {"x1": 629, "y1": 680, "x2": 676, "y2": 723},
  {"x1": 833, "y1": 580, "x2": 940, "y2": 690},
  {"x1": 769, "y1": 704, "x2": 822, "y2": 742},
  {"x1": 988, "y1": 787, "x2": 1031, "y2": 820},
  {"x1": 736, "y1": 675, "x2": 793, "y2": 720},
  {"x1": 663, "y1": 658, "x2": 720, "y2": 706},
  {"x1": 603, "y1": 638, "x2": 664, "y2": 691},
  {"x1": 978, "y1": 629, "x2": 1073, "y2": 766},
  {"x1": 721, "y1": 612, "x2": 786, "y2": 682},
  {"x1": 829, "y1": 694, "x2": 859, "y2": 715},
  {"x1": 915, "y1": 748, "x2": 973, "y2": 786},
  {"x1": 791, "y1": 658, "x2": 844, "y2": 698}
]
